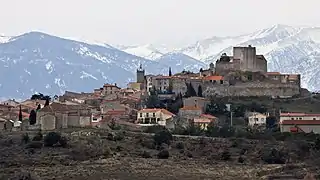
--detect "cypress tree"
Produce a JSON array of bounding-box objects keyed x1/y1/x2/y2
[
  {"x1": 18, "y1": 105, "x2": 22, "y2": 121},
  {"x1": 29, "y1": 110, "x2": 37, "y2": 125},
  {"x1": 44, "y1": 99, "x2": 49, "y2": 107},
  {"x1": 198, "y1": 85, "x2": 203, "y2": 97},
  {"x1": 169, "y1": 67, "x2": 172, "y2": 76},
  {"x1": 36, "y1": 104, "x2": 41, "y2": 111}
]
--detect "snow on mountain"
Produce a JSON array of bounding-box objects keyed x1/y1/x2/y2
[
  {"x1": 0, "y1": 35, "x2": 12, "y2": 43},
  {"x1": 181, "y1": 24, "x2": 320, "y2": 91},
  {"x1": 154, "y1": 52, "x2": 206, "y2": 73},
  {"x1": 0, "y1": 31, "x2": 205, "y2": 99},
  {"x1": 121, "y1": 44, "x2": 164, "y2": 60}
]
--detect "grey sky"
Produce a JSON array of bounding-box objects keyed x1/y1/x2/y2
[{"x1": 1, "y1": 0, "x2": 319, "y2": 46}]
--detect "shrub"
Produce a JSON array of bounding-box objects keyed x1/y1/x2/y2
[
  {"x1": 154, "y1": 130, "x2": 173, "y2": 146},
  {"x1": 59, "y1": 136, "x2": 68, "y2": 148},
  {"x1": 32, "y1": 131, "x2": 43, "y2": 141},
  {"x1": 142, "y1": 151, "x2": 152, "y2": 158},
  {"x1": 238, "y1": 156, "x2": 245, "y2": 163},
  {"x1": 221, "y1": 150, "x2": 231, "y2": 161},
  {"x1": 157, "y1": 149, "x2": 170, "y2": 159},
  {"x1": 26, "y1": 141, "x2": 43, "y2": 149},
  {"x1": 185, "y1": 151, "x2": 193, "y2": 158},
  {"x1": 21, "y1": 133, "x2": 30, "y2": 144},
  {"x1": 175, "y1": 141, "x2": 184, "y2": 150},
  {"x1": 44, "y1": 132, "x2": 61, "y2": 147},
  {"x1": 261, "y1": 148, "x2": 286, "y2": 164},
  {"x1": 139, "y1": 138, "x2": 156, "y2": 149},
  {"x1": 144, "y1": 125, "x2": 166, "y2": 134}
]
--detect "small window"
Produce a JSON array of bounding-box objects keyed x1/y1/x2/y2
[
  {"x1": 146, "y1": 113, "x2": 149, "y2": 117},
  {"x1": 291, "y1": 118, "x2": 294, "y2": 120},
  {"x1": 140, "y1": 113, "x2": 142, "y2": 117},
  {"x1": 153, "y1": 113, "x2": 155, "y2": 117},
  {"x1": 313, "y1": 118, "x2": 316, "y2": 120},
  {"x1": 299, "y1": 118, "x2": 302, "y2": 120}
]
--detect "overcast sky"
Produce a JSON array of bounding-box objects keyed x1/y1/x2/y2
[{"x1": 0, "y1": 0, "x2": 319, "y2": 46}]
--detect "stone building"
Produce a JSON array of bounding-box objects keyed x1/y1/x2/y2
[{"x1": 37, "y1": 102, "x2": 92, "y2": 130}]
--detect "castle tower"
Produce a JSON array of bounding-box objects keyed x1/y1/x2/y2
[
  {"x1": 233, "y1": 45, "x2": 257, "y2": 72},
  {"x1": 136, "y1": 64, "x2": 145, "y2": 84}
]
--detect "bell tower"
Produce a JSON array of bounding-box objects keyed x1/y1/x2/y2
[{"x1": 136, "y1": 64, "x2": 145, "y2": 83}]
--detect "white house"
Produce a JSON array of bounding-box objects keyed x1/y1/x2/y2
[
  {"x1": 136, "y1": 108, "x2": 175, "y2": 127},
  {"x1": 246, "y1": 112, "x2": 268, "y2": 127}
]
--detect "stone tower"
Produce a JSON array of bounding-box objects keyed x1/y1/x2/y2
[{"x1": 136, "y1": 64, "x2": 145, "y2": 83}]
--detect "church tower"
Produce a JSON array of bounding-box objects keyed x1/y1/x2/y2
[{"x1": 136, "y1": 64, "x2": 145, "y2": 83}]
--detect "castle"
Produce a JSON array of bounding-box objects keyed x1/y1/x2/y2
[{"x1": 134, "y1": 45, "x2": 301, "y2": 98}]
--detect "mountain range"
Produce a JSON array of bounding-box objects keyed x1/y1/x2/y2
[{"x1": 0, "y1": 24, "x2": 320, "y2": 100}]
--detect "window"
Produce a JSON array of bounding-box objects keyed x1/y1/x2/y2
[
  {"x1": 153, "y1": 113, "x2": 155, "y2": 117},
  {"x1": 291, "y1": 118, "x2": 294, "y2": 120},
  {"x1": 313, "y1": 118, "x2": 316, "y2": 120},
  {"x1": 299, "y1": 118, "x2": 302, "y2": 120},
  {"x1": 146, "y1": 113, "x2": 149, "y2": 117},
  {"x1": 140, "y1": 113, "x2": 142, "y2": 117},
  {"x1": 92, "y1": 118, "x2": 98, "y2": 122},
  {"x1": 220, "y1": 80, "x2": 223, "y2": 84}
]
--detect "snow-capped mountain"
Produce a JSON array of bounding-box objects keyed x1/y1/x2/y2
[
  {"x1": 175, "y1": 24, "x2": 320, "y2": 91},
  {"x1": 120, "y1": 44, "x2": 164, "y2": 60},
  {"x1": 0, "y1": 32, "x2": 202, "y2": 99},
  {"x1": 155, "y1": 52, "x2": 206, "y2": 72}
]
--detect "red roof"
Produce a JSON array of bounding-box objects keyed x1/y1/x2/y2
[
  {"x1": 281, "y1": 120, "x2": 320, "y2": 125},
  {"x1": 200, "y1": 114, "x2": 216, "y2": 119},
  {"x1": 280, "y1": 113, "x2": 320, "y2": 117},
  {"x1": 203, "y1": 76, "x2": 223, "y2": 81},
  {"x1": 139, "y1": 108, "x2": 175, "y2": 116}
]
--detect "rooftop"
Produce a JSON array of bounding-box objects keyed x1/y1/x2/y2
[{"x1": 281, "y1": 120, "x2": 320, "y2": 125}]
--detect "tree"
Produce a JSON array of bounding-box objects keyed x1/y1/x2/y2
[
  {"x1": 44, "y1": 99, "x2": 50, "y2": 107},
  {"x1": 205, "y1": 99, "x2": 227, "y2": 116},
  {"x1": 36, "y1": 104, "x2": 41, "y2": 111},
  {"x1": 31, "y1": 93, "x2": 51, "y2": 101},
  {"x1": 29, "y1": 110, "x2": 37, "y2": 125},
  {"x1": 154, "y1": 130, "x2": 173, "y2": 146},
  {"x1": 18, "y1": 105, "x2": 22, "y2": 121},
  {"x1": 169, "y1": 67, "x2": 172, "y2": 76},
  {"x1": 185, "y1": 83, "x2": 197, "y2": 97},
  {"x1": 167, "y1": 79, "x2": 173, "y2": 94},
  {"x1": 197, "y1": 85, "x2": 203, "y2": 97}
]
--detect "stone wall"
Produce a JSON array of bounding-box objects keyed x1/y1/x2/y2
[
  {"x1": 215, "y1": 60, "x2": 240, "y2": 75},
  {"x1": 203, "y1": 81, "x2": 300, "y2": 97}
]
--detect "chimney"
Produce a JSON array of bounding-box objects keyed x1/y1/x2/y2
[{"x1": 114, "y1": 83, "x2": 117, "y2": 86}]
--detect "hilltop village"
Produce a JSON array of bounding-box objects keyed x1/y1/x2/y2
[
  {"x1": 2, "y1": 45, "x2": 320, "y2": 179},
  {"x1": 0, "y1": 45, "x2": 317, "y2": 133}
]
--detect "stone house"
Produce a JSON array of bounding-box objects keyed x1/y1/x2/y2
[
  {"x1": 136, "y1": 108, "x2": 175, "y2": 127},
  {"x1": 183, "y1": 97, "x2": 209, "y2": 112},
  {"x1": 245, "y1": 112, "x2": 268, "y2": 127},
  {"x1": 37, "y1": 102, "x2": 92, "y2": 130},
  {"x1": 1, "y1": 99, "x2": 19, "y2": 107},
  {"x1": 102, "y1": 83, "x2": 121, "y2": 96},
  {"x1": 280, "y1": 120, "x2": 320, "y2": 134},
  {"x1": 179, "y1": 106, "x2": 202, "y2": 119},
  {"x1": 193, "y1": 114, "x2": 218, "y2": 130}
]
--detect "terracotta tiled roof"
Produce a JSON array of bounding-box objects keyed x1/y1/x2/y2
[
  {"x1": 281, "y1": 120, "x2": 320, "y2": 125},
  {"x1": 200, "y1": 114, "x2": 216, "y2": 119},
  {"x1": 280, "y1": 113, "x2": 320, "y2": 117},
  {"x1": 103, "y1": 84, "x2": 121, "y2": 89},
  {"x1": 203, "y1": 76, "x2": 223, "y2": 81},
  {"x1": 180, "y1": 106, "x2": 201, "y2": 110},
  {"x1": 40, "y1": 102, "x2": 89, "y2": 112},
  {"x1": 139, "y1": 108, "x2": 175, "y2": 116}
]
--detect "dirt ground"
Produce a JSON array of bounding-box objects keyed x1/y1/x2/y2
[{"x1": 0, "y1": 129, "x2": 319, "y2": 180}]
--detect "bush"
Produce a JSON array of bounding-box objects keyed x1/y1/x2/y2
[
  {"x1": 26, "y1": 141, "x2": 43, "y2": 149},
  {"x1": 32, "y1": 131, "x2": 43, "y2": 141},
  {"x1": 154, "y1": 130, "x2": 173, "y2": 146},
  {"x1": 238, "y1": 156, "x2": 245, "y2": 163},
  {"x1": 21, "y1": 133, "x2": 30, "y2": 144},
  {"x1": 141, "y1": 151, "x2": 152, "y2": 158},
  {"x1": 44, "y1": 132, "x2": 62, "y2": 147},
  {"x1": 144, "y1": 125, "x2": 166, "y2": 134},
  {"x1": 139, "y1": 138, "x2": 156, "y2": 149},
  {"x1": 221, "y1": 150, "x2": 231, "y2": 161},
  {"x1": 157, "y1": 149, "x2": 170, "y2": 159},
  {"x1": 261, "y1": 148, "x2": 286, "y2": 164},
  {"x1": 175, "y1": 142, "x2": 184, "y2": 150}
]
